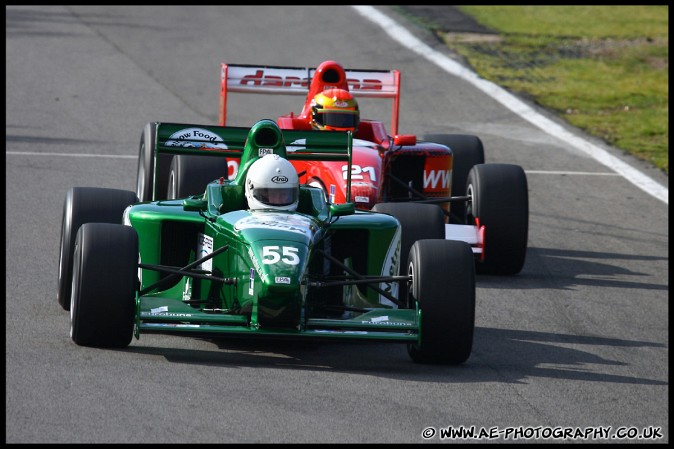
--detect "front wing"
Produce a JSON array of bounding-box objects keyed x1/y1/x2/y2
[{"x1": 136, "y1": 295, "x2": 420, "y2": 343}]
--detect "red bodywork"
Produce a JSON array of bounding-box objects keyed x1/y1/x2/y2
[{"x1": 219, "y1": 60, "x2": 453, "y2": 213}]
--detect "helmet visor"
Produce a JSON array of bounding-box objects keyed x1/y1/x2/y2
[
  {"x1": 252, "y1": 187, "x2": 298, "y2": 207},
  {"x1": 313, "y1": 109, "x2": 359, "y2": 130}
]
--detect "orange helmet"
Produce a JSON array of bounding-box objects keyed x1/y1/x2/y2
[{"x1": 310, "y1": 88, "x2": 359, "y2": 132}]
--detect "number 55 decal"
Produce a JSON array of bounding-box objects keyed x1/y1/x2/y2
[{"x1": 261, "y1": 246, "x2": 300, "y2": 265}]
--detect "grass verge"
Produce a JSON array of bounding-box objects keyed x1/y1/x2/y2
[{"x1": 419, "y1": 6, "x2": 669, "y2": 174}]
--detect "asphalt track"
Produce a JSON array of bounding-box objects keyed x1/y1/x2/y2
[{"x1": 5, "y1": 5, "x2": 668, "y2": 444}]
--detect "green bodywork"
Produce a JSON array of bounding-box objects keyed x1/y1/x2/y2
[{"x1": 128, "y1": 119, "x2": 419, "y2": 342}]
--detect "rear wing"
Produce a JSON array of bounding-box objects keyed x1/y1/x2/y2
[
  {"x1": 219, "y1": 62, "x2": 402, "y2": 135},
  {"x1": 152, "y1": 119, "x2": 355, "y2": 200}
]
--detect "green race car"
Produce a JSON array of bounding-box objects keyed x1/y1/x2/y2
[{"x1": 57, "y1": 119, "x2": 475, "y2": 364}]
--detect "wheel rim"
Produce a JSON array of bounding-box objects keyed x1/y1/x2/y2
[
  {"x1": 407, "y1": 260, "x2": 415, "y2": 308},
  {"x1": 407, "y1": 258, "x2": 420, "y2": 354},
  {"x1": 466, "y1": 183, "x2": 475, "y2": 224},
  {"x1": 57, "y1": 223, "x2": 66, "y2": 293},
  {"x1": 167, "y1": 171, "x2": 175, "y2": 199},
  {"x1": 69, "y1": 241, "x2": 79, "y2": 339},
  {"x1": 136, "y1": 144, "x2": 146, "y2": 199}
]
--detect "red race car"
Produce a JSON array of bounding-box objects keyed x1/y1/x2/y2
[
  {"x1": 219, "y1": 60, "x2": 463, "y2": 212},
  {"x1": 136, "y1": 60, "x2": 528, "y2": 275}
]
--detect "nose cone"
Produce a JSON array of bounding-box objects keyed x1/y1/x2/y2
[
  {"x1": 248, "y1": 242, "x2": 308, "y2": 328},
  {"x1": 246, "y1": 231, "x2": 311, "y2": 302},
  {"x1": 260, "y1": 244, "x2": 307, "y2": 291}
]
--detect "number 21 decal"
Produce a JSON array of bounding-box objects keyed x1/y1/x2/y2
[
  {"x1": 261, "y1": 246, "x2": 300, "y2": 265},
  {"x1": 342, "y1": 165, "x2": 376, "y2": 182}
]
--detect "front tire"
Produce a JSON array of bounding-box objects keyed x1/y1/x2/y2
[
  {"x1": 70, "y1": 223, "x2": 138, "y2": 348},
  {"x1": 407, "y1": 239, "x2": 475, "y2": 364},
  {"x1": 466, "y1": 163, "x2": 528, "y2": 275},
  {"x1": 371, "y1": 202, "x2": 445, "y2": 307},
  {"x1": 57, "y1": 187, "x2": 138, "y2": 310}
]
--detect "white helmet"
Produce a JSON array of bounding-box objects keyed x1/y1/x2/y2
[{"x1": 245, "y1": 154, "x2": 299, "y2": 211}]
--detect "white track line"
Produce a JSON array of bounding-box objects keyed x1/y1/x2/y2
[
  {"x1": 6, "y1": 152, "x2": 616, "y2": 177},
  {"x1": 352, "y1": 6, "x2": 668, "y2": 204},
  {"x1": 6, "y1": 151, "x2": 136, "y2": 158},
  {"x1": 525, "y1": 171, "x2": 619, "y2": 176}
]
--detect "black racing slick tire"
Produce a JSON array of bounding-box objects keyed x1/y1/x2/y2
[
  {"x1": 167, "y1": 154, "x2": 229, "y2": 200},
  {"x1": 371, "y1": 202, "x2": 445, "y2": 307},
  {"x1": 407, "y1": 239, "x2": 475, "y2": 364},
  {"x1": 372, "y1": 202, "x2": 445, "y2": 274},
  {"x1": 136, "y1": 122, "x2": 173, "y2": 202},
  {"x1": 57, "y1": 187, "x2": 138, "y2": 310},
  {"x1": 423, "y1": 134, "x2": 485, "y2": 223},
  {"x1": 70, "y1": 223, "x2": 138, "y2": 348},
  {"x1": 466, "y1": 163, "x2": 529, "y2": 275}
]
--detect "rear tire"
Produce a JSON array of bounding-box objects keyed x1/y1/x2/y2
[
  {"x1": 136, "y1": 122, "x2": 173, "y2": 201},
  {"x1": 57, "y1": 187, "x2": 138, "y2": 310},
  {"x1": 371, "y1": 202, "x2": 445, "y2": 307},
  {"x1": 70, "y1": 223, "x2": 138, "y2": 348},
  {"x1": 407, "y1": 239, "x2": 475, "y2": 364},
  {"x1": 167, "y1": 154, "x2": 229, "y2": 199},
  {"x1": 466, "y1": 163, "x2": 528, "y2": 275},
  {"x1": 423, "y1": 134, "x2": 485, "y2": 223}
]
